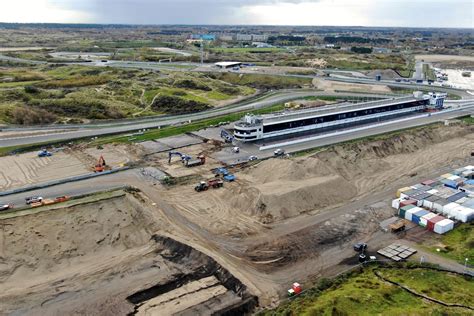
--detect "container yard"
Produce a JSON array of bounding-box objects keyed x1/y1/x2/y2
[{"x1": 393, "y1": 165, "x2": 474, "y2": 234}]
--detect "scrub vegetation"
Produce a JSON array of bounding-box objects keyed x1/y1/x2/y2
[
  {"x1": 261, "y1": 265, "x2": 473, "y2": 316},
  {"x1": 0, "y1": 64, "x2": 255, "y2": 124}
]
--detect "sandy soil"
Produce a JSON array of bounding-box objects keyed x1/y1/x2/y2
[
  {"x1": 443, "y1": 69, "x2": 474, "y2": 90},
  {"x1": 0, "y1": 47, "x2": 54, "y2": 52},
  {"x1": 149, "y1": 143, "x2": 222, "y2": 178},
  {"x1": 0, "y1": 151, "x2": 89, "y2": 190},
  {"x1": 416, "y1": 54, "x2": 474, "y2": 63},
  {"x1": 0, "y1": 192, "x2": 253, "y2": 315},
  {"x1": 312, "y1": 77, "x2": 392, "y2": 93}
]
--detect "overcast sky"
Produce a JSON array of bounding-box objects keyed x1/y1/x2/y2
[{"x1": 1, "y1": 0, "x2": 473, "y2": 28}]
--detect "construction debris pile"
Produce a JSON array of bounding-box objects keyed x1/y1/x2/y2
[{"x1": 392, "y1": 165, "x2": 474, "y2": 234}]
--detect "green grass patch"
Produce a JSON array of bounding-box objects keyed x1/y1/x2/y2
[
  {"x1": 426, "y1": 223, "x2": 474, "y2": 264},
  {"x1": 261, "y1": 266, "x2": 473, "y2": 316},
  {"x1": 90, "y1": 103, "x2": 285, "y2": 146},
  {"x1": 209, "y1": 47, "x2": 285, "y2": 53},
  {"x1": 460, "y1": 115, "x2": 474, "y2": 125}
]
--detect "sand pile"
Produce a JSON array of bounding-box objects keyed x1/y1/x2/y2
[
  {"x1": 230, "y1": 124, "x2": 474, "y2": 222},
  {"x1": 0, "y1": 195, "x2": 155, "y2": 286}
]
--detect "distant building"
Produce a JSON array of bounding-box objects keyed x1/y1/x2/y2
[
  {"x1": 252, "y1": 42, "x2": 274, "y2": 48},
  {"x1": 218, "y1": 34, "x2": 234, "y2": 41},
  {"x1": 189, "y1": 34, "x2": 216, "y2": 41},
  {"x1": 251, "y1": 34, "x2": 268, "y2": 42},
  {"x1": 215, "y1": 61, "x2": 243, "y2": 69},
  {"x1": 235, "y1": 34, "x2": 253, "y2": 41},
  {"x1": 373, "y1": 47, "x2": 392, "y2": 54}
]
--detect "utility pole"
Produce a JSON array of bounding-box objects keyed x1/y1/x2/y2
[{"x1": 200, "y1": 39, "x2": 204, "y2": 65}]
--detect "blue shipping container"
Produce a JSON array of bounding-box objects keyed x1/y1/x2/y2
[
  {"x1": 412, "y1": 209, "x2": 430, "y2": 225},
  {"x1": 442, "y1": 179, "x2": 458, "y2": 189}
]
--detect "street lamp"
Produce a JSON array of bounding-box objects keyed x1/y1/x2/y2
[{"x1": 465, "y1": 258, "x2": 469, "y2": 271}]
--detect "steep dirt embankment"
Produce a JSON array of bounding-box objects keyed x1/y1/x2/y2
[{"x1": 231, "y1": 124, "x2": 474, "y2": 222}]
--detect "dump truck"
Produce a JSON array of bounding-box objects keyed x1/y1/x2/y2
[
  {"x1": 186, "y1": 155, "x2": 205, "y2": 167},
  {"x1": 389, "y1": 220, "x2": 406, "y2": 233},
  {"x1": 195, "y1": 179, "x2": 224, "y2": 192}
]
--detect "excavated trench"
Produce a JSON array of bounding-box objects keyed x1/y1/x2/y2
[{"x1": 127, "y1": 235, "x2": 257, "y2": 315}]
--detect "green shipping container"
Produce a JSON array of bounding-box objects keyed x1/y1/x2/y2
[{"x1": 399, "y1": 204, "x2": 415, "y2": 219}]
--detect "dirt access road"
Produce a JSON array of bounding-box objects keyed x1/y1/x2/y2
[{"x1": 2, "y1": 123, "x2": 473, "y2": 310}]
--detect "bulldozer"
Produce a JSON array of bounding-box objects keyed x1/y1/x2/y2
[{"x1": 94, "y1": 155, "x2": 109, "y2": 172}]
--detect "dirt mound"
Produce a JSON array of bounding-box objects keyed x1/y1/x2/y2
[
  {"x1": 366, "y1": 69, "x2": 401, "y2": 79},
  {"x1": 231, "y1": 124, "x2": 474, "y2": 222}
]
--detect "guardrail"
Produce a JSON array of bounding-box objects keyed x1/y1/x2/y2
[{"x1": 0, "y1": 167, "x2": 130, "y2": 197}]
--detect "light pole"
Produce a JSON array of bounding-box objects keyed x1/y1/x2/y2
[{"x1": 465, "y1": 258, "x2": 469, "y2": 271}]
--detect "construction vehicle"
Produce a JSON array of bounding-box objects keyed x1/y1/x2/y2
[
  {"x1": 220, "y1": 129, "x2": 234, "y2": 143},
  {"x1": 287, "y1": 282, "x2": 302, "y2": 297},
  {"x1": 94, "y1": 155, "x2": 108, "y2": 172},
  {"x1": 168, "y1": 151, "x2": 192, "y2": 164},
  {"x1": 223, "y1": 174, "x2": 236, "y2": 182},
  {"x1": 389, "y1": 220, "x2": 406, "y2": 233},
  {"x1": 55, "y1": 196, "x2": 70, "y2": 203},
  {"x1": 195, "y1": 179, "x2": 224, "y2": 192},
  {"x1": 185, "y1": 155, "x2": 206, "y2": 167},
  {"x1": 214, "y1": 167, "x2": 229, "y2": 176},
  {"x1": 353, "y1": 242, "x2": 368, "y2": 252},
  {"x1": 37, "y1": 149, "x2": 52, "y2": 157}
]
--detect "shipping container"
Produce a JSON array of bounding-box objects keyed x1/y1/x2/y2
[
  {"x1": 392, "y1": 198, "x2": 401, "y2": 209},
  {"x1": 447, "y1": 192, "x2": 468, "y2": 203},
  {"x1": 427, "y1": 215, "x2": 445, "y2": 231},
  {"x1": 400, "y1": 199, "x2": 417, "y2": 207},
  {"x1": 432, "y1": 198, "x2": 449, "y2": 212},
  {"x1": 442, "y1": 179, "x2": 458, "y2": 189},
  {"x1": 453, "y1": 168, "x2": 466, "y2": 175},
  {"x1": 396, "y1": 187, "x2": 411, "y2": 198},
  {"x1": 440, "y1": 173, "x2": 453, "y2": 179},
  {"x1": 420, "y1": 212, "x2": 438, "y2": 227},
  {"x1": 412, "y1": 209, "x2": 430, "y2": 225},
  {"x1": 405, "y1": 207, "x2": 423, "y2": 221},
  {"x1": 423, "y1": 195, "x2": 440, "y2": 209},
  {"x1": 456, "y1": 207, "x2": 474, "y2": 223},
  {"x1": 443, "y1": 202, "x2": 461, "y2": 218},
  {"x1": 426, "y1": 189, "x2": 439, "y2": 195},
  {"x1": 399, "y1": 204, "x2": 415, "y2": 219},
  {"x1": 421, "y1": 179, "x2": 436, "y2": 186},
  {"x1": 434, "y1": 219, "x2": 454, "y2": 234}
]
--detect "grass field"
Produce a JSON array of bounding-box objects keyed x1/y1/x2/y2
[
  {"x1": 261, "y1": 265, "x2": 473, "y2": 316},
  {"x1": 426, "y1": 223, "x2": 474, "y2": 265}
]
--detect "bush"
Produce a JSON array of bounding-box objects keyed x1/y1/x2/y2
[
  {"x1": 10, "y1": 107, "x2": 57, "y2": 125},
  {"x1": 28, "y1": 98, "x2": 125, "y2": 119},
  {"x1": 24, "y1": 85, "x2": 40, "y2": 94},
  {"x1": 351, "y1": 46, "x2": 373, "y2": 54},
  {"x1": 151, "y1": 95, "x2": 210, "y2": 114},
  {"x1": 174, "y1": 79, "x2": 211, "y2": 91}
]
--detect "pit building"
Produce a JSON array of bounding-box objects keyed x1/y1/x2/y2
[{"x1": 233, "y1": 92, "x2": 446, "y2": 142}]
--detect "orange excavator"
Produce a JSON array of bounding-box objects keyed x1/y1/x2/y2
[{"x1": 94, "y1": 155, "x2": 108, "y2": 172}]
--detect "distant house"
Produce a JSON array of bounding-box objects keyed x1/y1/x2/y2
[
  {"x1": 189, "y1": 34, "x2": 216, "y2": 41},
  {"x1": 215, "y1": 62, "x2": 243, "y2": 69},
  {"x1": 373, "y1": 47, "x2": 392, "y2": 54}
]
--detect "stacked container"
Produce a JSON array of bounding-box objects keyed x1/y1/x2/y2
[
  {"x1": 420, "y1": 212, "x2": 438, "y2": 227},
  {"x1": 427, "y1": 215, "x2": 445, "y2": 231},
  {"x1": 399, "y1": 204, "x2": 415, "y2": 219},
  {"x1": 434, "y1": 219, "x2": 455, "y2": 234},
  {"x1": 412, "y1": 209, "x2": 430, "y2": 225}
]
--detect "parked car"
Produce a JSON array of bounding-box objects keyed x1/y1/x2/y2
[
  {"x1": 274, "y1": 148, "x2": 285, "y2": 156},
  {"x1": 25, "y1": 196, "x2": 43, "y2": 205},
  {"x1": 0, "y1": 203, "x2": 13, "y2": 211},
  {"x1": 248, "y1": 155, "x2": 258, "y2": 161},
  {"x1": 353, "y1": 242, "x2": 368, "y2": 252}
]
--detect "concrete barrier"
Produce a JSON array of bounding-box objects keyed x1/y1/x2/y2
[{"x1": 0, "y1": 167, "x2": 130, "y2": 197}]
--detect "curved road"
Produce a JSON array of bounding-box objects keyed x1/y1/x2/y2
[{"x1": 1, "y1": 54, "x2": 472, "y2": 148}]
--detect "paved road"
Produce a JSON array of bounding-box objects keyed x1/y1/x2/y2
[{"x1": 0, "y1": 91, "x2": 393, "y2": 148}]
